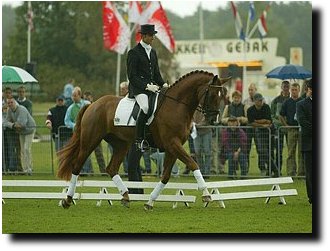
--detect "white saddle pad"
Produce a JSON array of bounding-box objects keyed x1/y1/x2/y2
[{"x1": 114, "y1": 94, "x2": 159, "y2": 126}]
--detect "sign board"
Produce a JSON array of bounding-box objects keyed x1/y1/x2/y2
[{"x1": 174, "y1": 38, "x2": 286, "y2": 73}]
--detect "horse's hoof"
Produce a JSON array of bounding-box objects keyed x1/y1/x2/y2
[
  {"x1": 202, "y1": 195, "x2": 212, "y2": 203},
  {"x1": 143, "y1": 203, "x2": 153, "y2": 211},
  {"x1": 61, "y1": 199, "x2": 71, "y2": 209},
  {"x1": 121, "y1": 198, "x2": 130, "y2": 208}
]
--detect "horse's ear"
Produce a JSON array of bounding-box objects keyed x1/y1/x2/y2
[
  {"x1": 212, "y1": 75, "x2": 218, "y2": 85},
  {"x1": 219, "y1": 76, "x2": 232, "y2": 85}
]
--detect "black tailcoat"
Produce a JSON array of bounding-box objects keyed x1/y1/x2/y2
[{"x1": 127, "y1": 43, "x2": 164, "y2": 98}]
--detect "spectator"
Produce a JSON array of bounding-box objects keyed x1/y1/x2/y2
[
  {"x1": 64, "y1": 86, "x2": 92, "y2": 174},
  {"x1": 16, "y1": 85, "x2": 33, "y2": 115},
  {"x1": 63, "y1": 80, "x2": 74, "y2": 107},
  {"x1": 243, "y1": 83, "x2": 257, "y2": 108},
  {"x1": 6, "y1": 97, "x2": 36, "y2": 175},
  {"x1": 222, "y1": 90, "x2": 248, "y2": 126},
  {"x1": 221, "y1": 116, "x2": 248, "y2": 179},
  {"x1": 193, "y1": 109, "x2": 212, "y2": 177},
  {"x1": 279, "y1": 83, "x2": 304, "y2": 176},
  {"x1": 45, "y1": 95, "x2": 68, "y2": 152},
  {"x1": 120, "y1": 81, "x2": 129, "y2": 96},
  {"x1": 2, "y1": 103, "x2": 20, "y2": 173},
  {"x1": 83, "y1": 91, "x2": 106, "y2": 174},
  {"x1": 3, "y1": 87, "x2": 14, "y2": 105},
  {"x1": 270, "y1": 80, "x2": 290, "y2": 173},
  {"x1": 242, "y1": 83, "x2": 258, "y2": 172},
  {"x1": 2, "y1": 88, "x2": 21, "y2": 172},
  {"x1": 221, "y1": 90, "x2": 248, "y2": 174},
  {"x1": 213, "y1": 87, "x2": 230, "y2": 175},
  {"x1": 296, "y1": 79, "x2": 312, "y2": 204},
  {"x1": 247, "y1": 93, "x2": 278, "y2": 177}
]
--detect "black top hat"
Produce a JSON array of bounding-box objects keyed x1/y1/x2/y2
[{"x1": 139, "y1": 24, "x2": 158, "y2": 35}]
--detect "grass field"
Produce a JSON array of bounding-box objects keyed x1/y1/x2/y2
[{"x1": 2, "y1": 175, "x2": 312, "y2": 234}]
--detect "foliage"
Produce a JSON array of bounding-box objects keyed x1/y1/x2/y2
[{"x1": 2, "y1": 2, "x2": 177, "y2": 100}]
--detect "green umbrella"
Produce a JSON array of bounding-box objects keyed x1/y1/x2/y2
[{"x1": 2, "y1": 65, "x2": 38, "y2": 83}]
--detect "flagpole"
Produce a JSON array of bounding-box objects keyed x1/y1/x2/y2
[
  {"x1": 199, "y1": 2, "x2": 204, "y2": 63},
  {"x1": 243, "y1": 2, "x2": 252, "y2": 99},
  {"x1": 115, "y1": 53, "x2": 121, "y2": 96},
  {"x1": 27, "y1": 1, "x2": 31, "y2": 63}
]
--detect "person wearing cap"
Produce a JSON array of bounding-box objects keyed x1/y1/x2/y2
[
  {"x1": 45, "y1": 95, "x2": 68, "y2": 151},
  {"x1": 270, "y1": 80, "x2": 290, "y2": 173},
  {"x1": 127, "y1": 24, "x2": 168, "y2": 152},
  {"x1": 296, "y1": 79, "x2": 312, "y2": 204},
  {"x1": 221, "y1": 116, "x2": 248, "y2": 179},
  {"x1": 247, "y1": 93, "x2": 278, "y2": 177}
]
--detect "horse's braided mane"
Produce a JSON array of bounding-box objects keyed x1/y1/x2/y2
[{"x1": 168, "y1": 70, "x2": 214, "y2": 89}]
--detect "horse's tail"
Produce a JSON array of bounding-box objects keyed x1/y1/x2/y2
[{"x1": 57, "y1": 104, "x2": 90, "y2": 181}]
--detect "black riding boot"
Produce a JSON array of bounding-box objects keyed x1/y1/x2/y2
[{"x1": 135, "y1": 111, "x2": 149, "y2": 152}]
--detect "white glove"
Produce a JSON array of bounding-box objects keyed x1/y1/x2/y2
[
  {"x1": 146, "y1": 84, "x2": 159, "y2": 93},
  {"x1": 163, "y1": 83, "x2": 169, "y2": 88}
]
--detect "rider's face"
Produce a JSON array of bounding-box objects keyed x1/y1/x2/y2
[{"x1": 142, "y1": 33, "x2": 155, "y2": 45}]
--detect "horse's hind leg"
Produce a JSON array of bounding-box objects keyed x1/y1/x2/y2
[
  {"x1": 144, "y1": 152, "x2": 176, "y2": 211},
  {"x1": 107, "y1": 139, "x2": 131, "y2": 208},
  {"x1": 61, "y1": 149, "x2": 95, "y2": 209}
]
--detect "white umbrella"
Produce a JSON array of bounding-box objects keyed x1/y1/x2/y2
[{"x1": 2, "y1": 65, "x2": 38, "y2": 83}]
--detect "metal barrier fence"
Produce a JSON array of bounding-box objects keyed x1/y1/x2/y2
[
  {"x1": 2, "y1": 125, "x2": 304, "y2": 178},
  {"x1": 196, "y1": 126, "x2": 275, "y2": 178},
  {"x1": 2, "y1": 126, "x2": 53, "y2": 175}
]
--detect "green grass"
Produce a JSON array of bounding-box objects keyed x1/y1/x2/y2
[{"x1": 2, "y1": 175, "x2": 311, "y2": 233}]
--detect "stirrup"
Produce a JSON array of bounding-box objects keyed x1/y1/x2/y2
[{"x1": 136, "y1": 139, "x2": 149, "y2": 152}]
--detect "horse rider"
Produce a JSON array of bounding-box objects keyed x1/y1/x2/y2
[{"x1": 127, "y1": 24, "x2": 168, "y2": 152}]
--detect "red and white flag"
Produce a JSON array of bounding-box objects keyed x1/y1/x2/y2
[
  {"x1": 257, "y1": 4, "x2": 271, "y2": 37},
  {"x1": 128, "y1": 1, "x2": 143, "y2": 23},
  {"x1": 103, "y1": 1, "x2": 130, "y2": 54},
  {"x1": 135, "y1": 2, "x2": 175, "y2": 53}
]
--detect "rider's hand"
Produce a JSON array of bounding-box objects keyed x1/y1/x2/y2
[
  {"x1": 163, "y1": 83, "x2": 169, "y2": 88},
  {"x1": 146, "y1": 84, "x2": 159, "y2": 93}
]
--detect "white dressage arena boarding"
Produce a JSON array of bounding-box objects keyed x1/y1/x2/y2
[{"x1": 2, "y1": 177, "x2": 297, "y2": 208}]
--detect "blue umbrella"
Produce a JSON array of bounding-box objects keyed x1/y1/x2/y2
[{"x1": 265, "y1": 64, "x2": 312, "y2": 80}]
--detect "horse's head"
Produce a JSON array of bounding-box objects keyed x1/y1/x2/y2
[{"x1": 201, "y1": 75, "x2": 231, "y2": 125}]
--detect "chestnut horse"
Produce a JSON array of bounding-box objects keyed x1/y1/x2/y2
[{"x1": 57, "y1": 70, "x2": 231, "y2": 210}]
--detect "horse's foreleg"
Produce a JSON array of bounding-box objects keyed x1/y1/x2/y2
[
  {"x1": 144, "y1": 152, "x2": 176, "y2": 211},
  {"x1": 169, "y1": 140, "x2": 212, "y2": 202},
  {"x1": 107, "y1": 142, "x2": 130, "y2": 208}
]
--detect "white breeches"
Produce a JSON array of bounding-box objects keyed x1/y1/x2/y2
[{"x1": 135, "y1": 94, "x2": 149, "y2": 114}]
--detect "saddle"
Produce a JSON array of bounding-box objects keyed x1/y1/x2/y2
[{"x1": 114, "y1": 93, "x2": 159, "y2": 126}]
